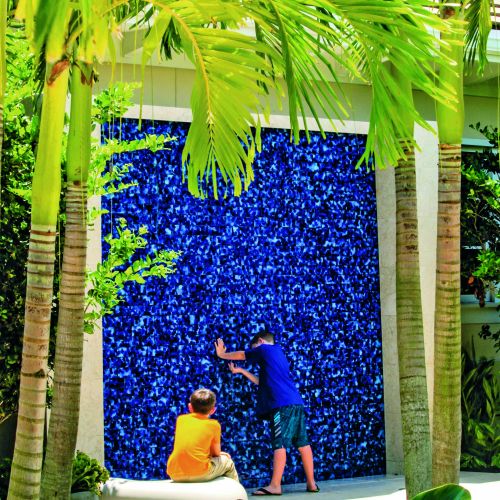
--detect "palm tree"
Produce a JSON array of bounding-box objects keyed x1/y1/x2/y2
[
  {"x1": 142, "y1": 1, "x2": 451, "y2": 199},
  {"x1": 40, "y1": 61, "x2": 93, "y2": 499},
  {"x1": 432, "y1": 0, "x2": 493, "y2": 486},
  {"x1": 41, "y1": 2, "x2": 144, "y2": 496},
  {"x1": 6, "y1": 4, "x2": 71, "y2": 497},
  {"x1": 8, "y1": 37, "x2": 69, "y2": 499},
  {"x1": 393, "y1": 66, "x2": 432, "y2": 498},
  {"x1": 8, "y1": 1, "x2": 457, "y2": 498}
]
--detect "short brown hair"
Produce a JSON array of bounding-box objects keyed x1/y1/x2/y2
[
  {"x1": 250, "y1": 329, "x2": 274, "y2": 346},
  {"x1": 190, "y1": 388, "x2": 216, "y2": 414}
]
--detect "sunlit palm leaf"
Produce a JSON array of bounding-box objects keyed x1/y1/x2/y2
[
  {"x1": 327, "y1": 1, "x2": 457, "y2": 166},
  {"x1": 464, "y1": 0, "x2": 493, "y2": 74},
  {"x1": 147, "y1": 0, "x2": 458, "y2": 196},
  {"x1": 181, "y1": 28, "x2": 274, "y2": 198},
  {"x1": 245, "y1": 1, "x2": 364, "y2": 141},
  {"x1": 241, "y1": 0, "x2": 455, "y2": 167},
  {"x1": 148, "y1": 1, "x2": 275, "y2": 198}
]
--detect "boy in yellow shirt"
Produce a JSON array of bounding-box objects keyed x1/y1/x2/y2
[{"x1": 166, "y1": 388, "x2": 239, "y2": 483}]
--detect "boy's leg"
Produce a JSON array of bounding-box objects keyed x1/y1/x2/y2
[
  {"x1": 207, "y1": 454, "x2": 240, "y2": 482},
  {"x1": 253, "y1": 448, "x2": 285, "y2": 495},
  {"x1": 292, "y1": 406, "x2": 318, "y2": 492},
  {"x1": 298, "y1": 445, "x2": 318, "y2": 491},
  {"x1": 270, "y1": 447, "x2": 286, "y2": 490}
]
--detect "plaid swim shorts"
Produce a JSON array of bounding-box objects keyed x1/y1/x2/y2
[{"x1": 269, "y1": 404, "x2": 309, "y2": 450}]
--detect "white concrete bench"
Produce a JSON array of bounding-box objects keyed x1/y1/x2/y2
[{"x1": 102, "y1": 477, "x2": 248, "y2": 500}]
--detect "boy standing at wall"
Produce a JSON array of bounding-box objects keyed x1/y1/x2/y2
[
  {"x1": 215, "y1": 330, "x2": 319, "y2": 496},
  {"x1": 166, "y1": 388, "x2": 239, "y2": 483}
]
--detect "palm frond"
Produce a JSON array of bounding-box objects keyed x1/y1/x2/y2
[
  {"x1": 464, "y1": 0, "x2": 493, "y2": 75},
  {"x1": 145, "y1": 1, "x2": 276, "y2": 199},
  {"x1": 181, "y1": 28, "x2": 274, "y2": 198},
  {"x1": 246, "y1": 0, "x2": 456, "y2": 167},
  {"x1": 145, "y1": 0, "x2": 462, "y2": 196}
]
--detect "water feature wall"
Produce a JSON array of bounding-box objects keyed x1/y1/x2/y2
[{"x1": 102, "y1": 119, "x2": 385, "y2": 487}]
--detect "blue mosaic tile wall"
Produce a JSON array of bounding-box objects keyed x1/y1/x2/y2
[{"x1": 101, "y1": 119, "x2": 385, "y2": 487}]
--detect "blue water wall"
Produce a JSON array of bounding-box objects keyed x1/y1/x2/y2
[{"x1": 101, "y1": 119, "x2": 385, "y2": 487}]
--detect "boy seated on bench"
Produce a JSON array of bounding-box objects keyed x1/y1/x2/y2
[{"x1": 166, "y1": 388, "x2": 239, "y2": 483}]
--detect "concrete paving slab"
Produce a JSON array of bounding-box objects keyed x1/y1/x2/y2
[{"x1": 246, "y1": 472, "x2": 500, "y2": 499}]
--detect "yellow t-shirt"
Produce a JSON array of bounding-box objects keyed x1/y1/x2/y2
[{"x1": 166, "y1": 413, "x2": 221, "y2": 480}]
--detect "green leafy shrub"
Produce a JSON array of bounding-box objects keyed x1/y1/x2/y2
[
  {"x1": 461, "y1": 123, "x2": 499, "y2": 300},
  {"x1": 460, "y1": 345, "x2": 500, "y2": 471},
  {"x1": 0, "y1": 454, "x2": 112, "y2": 499},
  {"x1": 0, "y1": 25, "x2": 39, "y2": 422},
  {"x1": 71, "y1": 451, "x2": 109, "y2": 496},
  {"x1": 85, "y1": 218, "x2": 179, "y2": 334},
  {"x1": 84, "y1": 131, "x2": 179, "y2": 335}
]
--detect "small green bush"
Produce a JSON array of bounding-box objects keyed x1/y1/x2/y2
[
  {"x1": 0, "y1": 453, "x2": 109, "y2": 498},
  {"x1": 461, "y1": 346, "x2": 499, "y2": 471},
  {"x1": 71, "y1": 451, "x2": 110, "y2": 496}
]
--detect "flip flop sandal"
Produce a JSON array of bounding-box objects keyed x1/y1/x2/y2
[{"x1": 251, "y1": 487, "x2": 283, "y2": 496}]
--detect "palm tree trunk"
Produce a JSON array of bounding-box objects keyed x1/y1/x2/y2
[
  {"x1": 433, "y1": 143, "x2": 462, "y2": 485},
  {"x1": 395, "y1": 147, "x2": 433, "y2": 498},
  {"x1": 393, "y1": 69, "x2": 432, "y2": 499},
  {"x1": 41, "y1": 62, "x2": 93, "y2": 499},
  {"x1": 433, "y1": 7, "x2": 464, "y2": 486},
  {"x1": 7, "y1": 62, "x2": 69, "y2": 500}
]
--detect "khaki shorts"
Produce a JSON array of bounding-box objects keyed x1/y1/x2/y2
[{"x1": 172, "y1": 454, "x2": 239, "y2": 483}]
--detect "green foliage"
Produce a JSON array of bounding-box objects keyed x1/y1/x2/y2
[
  {"x1": 137, "y1": 1, "x2": 453, "y2": 198},
  {"x1": 0, "y1": 458, "x2": 11, "y2": 500},
  {"x1": 411, "y1": 484, "x2": 471, "y2": 500},
  {"x1": 0, "y1": 24, "x2": 37, "y2": 421},
  {"x1": 474, "y1": 250, "x2": 500, "y2": 285},
  {"x1": 0, "y1": 73, "x2": 178, "y2": 420},
  {"x1": 461, "y1": 123, "x2": 500, "y2": 297},
  {"x1": 88, "y1": 134, "x2": 173, "y2": 199},
  {"x1": 92, "y1": 82, "x2": 141, "y2": 126},
  {"x1": 85, "y1": 125, "x2": 180, "y2": 334},
  {"x1": 460, "y1": 347, "x2": 500, "y2": 471},
  {"x1": 85, "y1": 218, "x2": 180, "y2": 334},
  {"x1": 71, "y1": 451, "x2": 109, "y2": 496}
]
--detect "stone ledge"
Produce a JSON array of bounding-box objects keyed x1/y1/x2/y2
[{"x1": 102, "y1": 476, "x2": 248, "y2": 500}]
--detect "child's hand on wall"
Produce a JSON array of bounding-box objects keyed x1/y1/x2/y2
[
  {"x1": 228, "y1": 362, "x2": 243, "y2": 374},
  {"x1": 214, "y1": 338, "x2": 226, "y2": 357}
]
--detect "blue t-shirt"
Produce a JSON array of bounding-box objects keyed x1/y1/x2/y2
[{"x1": 244, "y1": 343, "x2": 303, "y2": 418}]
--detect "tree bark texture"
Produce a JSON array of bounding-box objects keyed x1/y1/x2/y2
[
  {"x1": 395, "y1": 145, "x2": 432, "y2": 498},
  {"x1": 8, "y1": 63, "x2": 69, "y2": 500},
  {"x1": 41, "y1": 184, "x2": 87, "y2": 499},
  {"x1": 432, "y1": 144, "x2": 462, "y2": 485},
  {"x1": 7, "y1": 227, "x2": 56, "y2": 499},
  {"x1": 41, "y1": 62, "x2": 92, "y2": 499}
]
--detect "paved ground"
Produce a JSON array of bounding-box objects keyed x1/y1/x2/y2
[{"x1": 245, "y1": 472, "x2": 500, "y2": 499}]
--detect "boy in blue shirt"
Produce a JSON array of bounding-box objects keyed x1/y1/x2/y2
[{"x1": 215, "y1": 330, "x2": 319, "y2": 496}]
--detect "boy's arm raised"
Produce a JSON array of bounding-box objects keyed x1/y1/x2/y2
[
  {"x1": 214, "y1": 338, "x2": 245, "y2": 360},
  {"x1": 229, "y1": 362, "x2": 259, "y2": 385}
]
